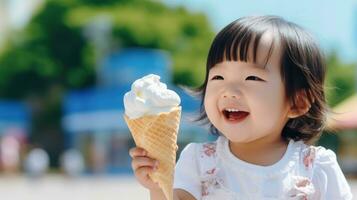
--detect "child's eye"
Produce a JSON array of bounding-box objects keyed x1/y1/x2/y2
[
  {"x1": 211, "y1": 75, "x2": 224, "y2": 80},
  {"x1": 246, "y1": 76, "x2": 264, "y2": 81}
]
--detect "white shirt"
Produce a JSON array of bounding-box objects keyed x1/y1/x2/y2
[{"x1": 174, "y1": 136, "x2": 352, "y2": 200}]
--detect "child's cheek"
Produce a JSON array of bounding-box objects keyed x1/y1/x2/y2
[{"x1": 204, "y1": 88, "x2": 220, "y2": 122}]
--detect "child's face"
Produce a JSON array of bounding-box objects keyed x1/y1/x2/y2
[{"x1": 204, "y1": 32, "x2": 292, "y2": 143}]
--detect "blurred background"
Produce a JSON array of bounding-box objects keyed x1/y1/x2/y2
[{"x1": 0, "y1": 0, "x2": 356, "y2": 199}]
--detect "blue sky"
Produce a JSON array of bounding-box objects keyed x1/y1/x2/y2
[{"x1": 164, "y1": 0, "x2": 357, "y2": 63}]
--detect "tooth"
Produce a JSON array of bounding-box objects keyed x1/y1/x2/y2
[{"x1": 225, "y1": 108, "x2": 239, "y2": 112}]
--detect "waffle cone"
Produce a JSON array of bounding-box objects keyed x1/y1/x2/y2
[{"x1": 124, "y1": 106, "x2": 181, "y2": 200}]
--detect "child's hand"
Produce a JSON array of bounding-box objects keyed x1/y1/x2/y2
[{"x1": 129, "y1": 147, "x2": 161, "y2": 191}]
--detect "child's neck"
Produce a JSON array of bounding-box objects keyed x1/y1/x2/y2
[{"x1": 228, "y1": 136, "x2": 289, "y2": 166}]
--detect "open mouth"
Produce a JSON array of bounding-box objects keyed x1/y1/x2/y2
[{"x1": 222, "y1": 108, "x2": 249, "y2": 122}]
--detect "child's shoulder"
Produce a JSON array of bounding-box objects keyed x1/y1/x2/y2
[
  {"x1": 179, "y1": 137, "x2": 220, "y2": 158},
  {"x1": 295, "y1": 141, "x2": 352, "y2": 199},
  {"x1": 295, "y1": 141, "x2": 337, "y2": 164}
]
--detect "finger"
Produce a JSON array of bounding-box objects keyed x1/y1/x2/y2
[
  {"x1": 129, "y1": 147, "x2": 147, "y2": 158},
  {"x1": 132, "y1": 157, "x2": 158, "y2": 171},
  {"x1": 135, "y1": 166, "x2": 155, "y2": 180},
  {"x1": 135, "y1": 166, "x2": 158, "y2": 185}
]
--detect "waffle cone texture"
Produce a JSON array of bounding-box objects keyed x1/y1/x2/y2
[{"x1": 124, "y1": 106, "x2": 181, "y2": 200}]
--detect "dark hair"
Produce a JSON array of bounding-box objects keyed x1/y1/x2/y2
[{"x1": 194, "y1": 15, "x2": 328, "y2": 143}]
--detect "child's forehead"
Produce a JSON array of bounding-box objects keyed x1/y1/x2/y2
[
  {"x1": 212, "y1": 44, "x2": 282, "y2": 73},
  {"x1": 231, "y1": 32, "x2": 280, "y2": 64},
  {"x1": 212, "y1": 61, "x2": 266, "y2": 70},
  {"x1": 252, "y1": 31, "x2": 281, "y2": 63},
  {"x1": 207, "y1": 26, "x2": 285, "y2": 75},
  {"x1": 209, "y1": 62, "x2": 273, "y2": 77}
]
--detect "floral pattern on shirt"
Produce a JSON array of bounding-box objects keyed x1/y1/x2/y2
[
  {"x1": 201, "y1": 142, "x2": 217, "y2": 158},
  {"x1": 286, "y1": 176, "x2": 315, "y2": 200},
  {"x1": 201, "y1": 167, "x2": 220, "y2": 196},
  {"x1": 303, "y1": 147, "x2": 316, "y2": 170},
  {"x1": 200, "y1": 167, "x2": 237, "y2": 199}
]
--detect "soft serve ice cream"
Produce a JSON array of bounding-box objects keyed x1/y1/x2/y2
[
  {"x1": 123, "y1": 74, "x2": 181, "y2": 200},
  {"x1": 123, "y1": 74, "x2": 180, "y2": 119}
]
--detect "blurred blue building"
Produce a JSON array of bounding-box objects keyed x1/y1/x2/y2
[
  {"x1": 62, "y1": 48, "x2": 211, "y2": 174},
  {"x1": 0, "y1": 101, "x2": 30, "y2": 137},
  {"x1": 0, "y1": 101, "x2": 30, "y2": 172}
]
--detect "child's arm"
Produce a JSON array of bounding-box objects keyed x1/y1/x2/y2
[
  {"x1": 130, "y1": 147, "x2": 197, "y2": 200},
  {"x1": 174, "y1": 189, "x2": 197, "y2": 200}
]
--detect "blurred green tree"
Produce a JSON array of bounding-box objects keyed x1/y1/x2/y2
[
  {"x1": 66, "y1": 0, "x2": 213, "y2": 86},
  {"x1": 0, "y1": 0, "x2": 214, "y2": 167},
  {"x1": 325, "y1": 51, "x2": 356, "y2": 107},
  {"x1": 318, "y1": 51, "x2": 356, "y2": 151}
]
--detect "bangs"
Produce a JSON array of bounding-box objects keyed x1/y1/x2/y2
[{"x1": 206, "y1": 17, "x2": 277, "y2": 69}]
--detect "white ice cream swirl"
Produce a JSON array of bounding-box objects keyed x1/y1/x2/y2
[{"x1": 123, "y1": 74, "x2": 181, "y2": 119}]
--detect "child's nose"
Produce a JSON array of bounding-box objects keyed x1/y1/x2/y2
[
  {"x1": 221, "y1": 83, "x2": 241, "y2": 99},
  {"x1": 222, "y1": 87, "x2": 241, "y2": 99},
  {"x1": 223, "y1": 94, "x2": 238, "y2": 98}
]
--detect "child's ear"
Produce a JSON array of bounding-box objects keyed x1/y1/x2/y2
[{"x1": 288, "y1": 90, "x2": 313, "y2": 119}]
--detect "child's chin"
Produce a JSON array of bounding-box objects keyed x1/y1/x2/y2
[{"x1": 224, "y1": 134, "x2": 253, "y2": 143}]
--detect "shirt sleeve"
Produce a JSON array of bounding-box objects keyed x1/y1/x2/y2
[
  {"x1": 174, "y1": 143, "x2": 201, "y2": 199},
  {"x1": 312, "y1": 147, "x2": 353, "y2": 200}
]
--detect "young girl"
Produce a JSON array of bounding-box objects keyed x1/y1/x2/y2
[{"x1": 129, "y1": 15, "x2": 353, "y2": 200}]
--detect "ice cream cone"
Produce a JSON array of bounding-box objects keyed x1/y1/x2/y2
[{"x1": 124, "y1": 106, "x2": 181, "y2": 200}]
